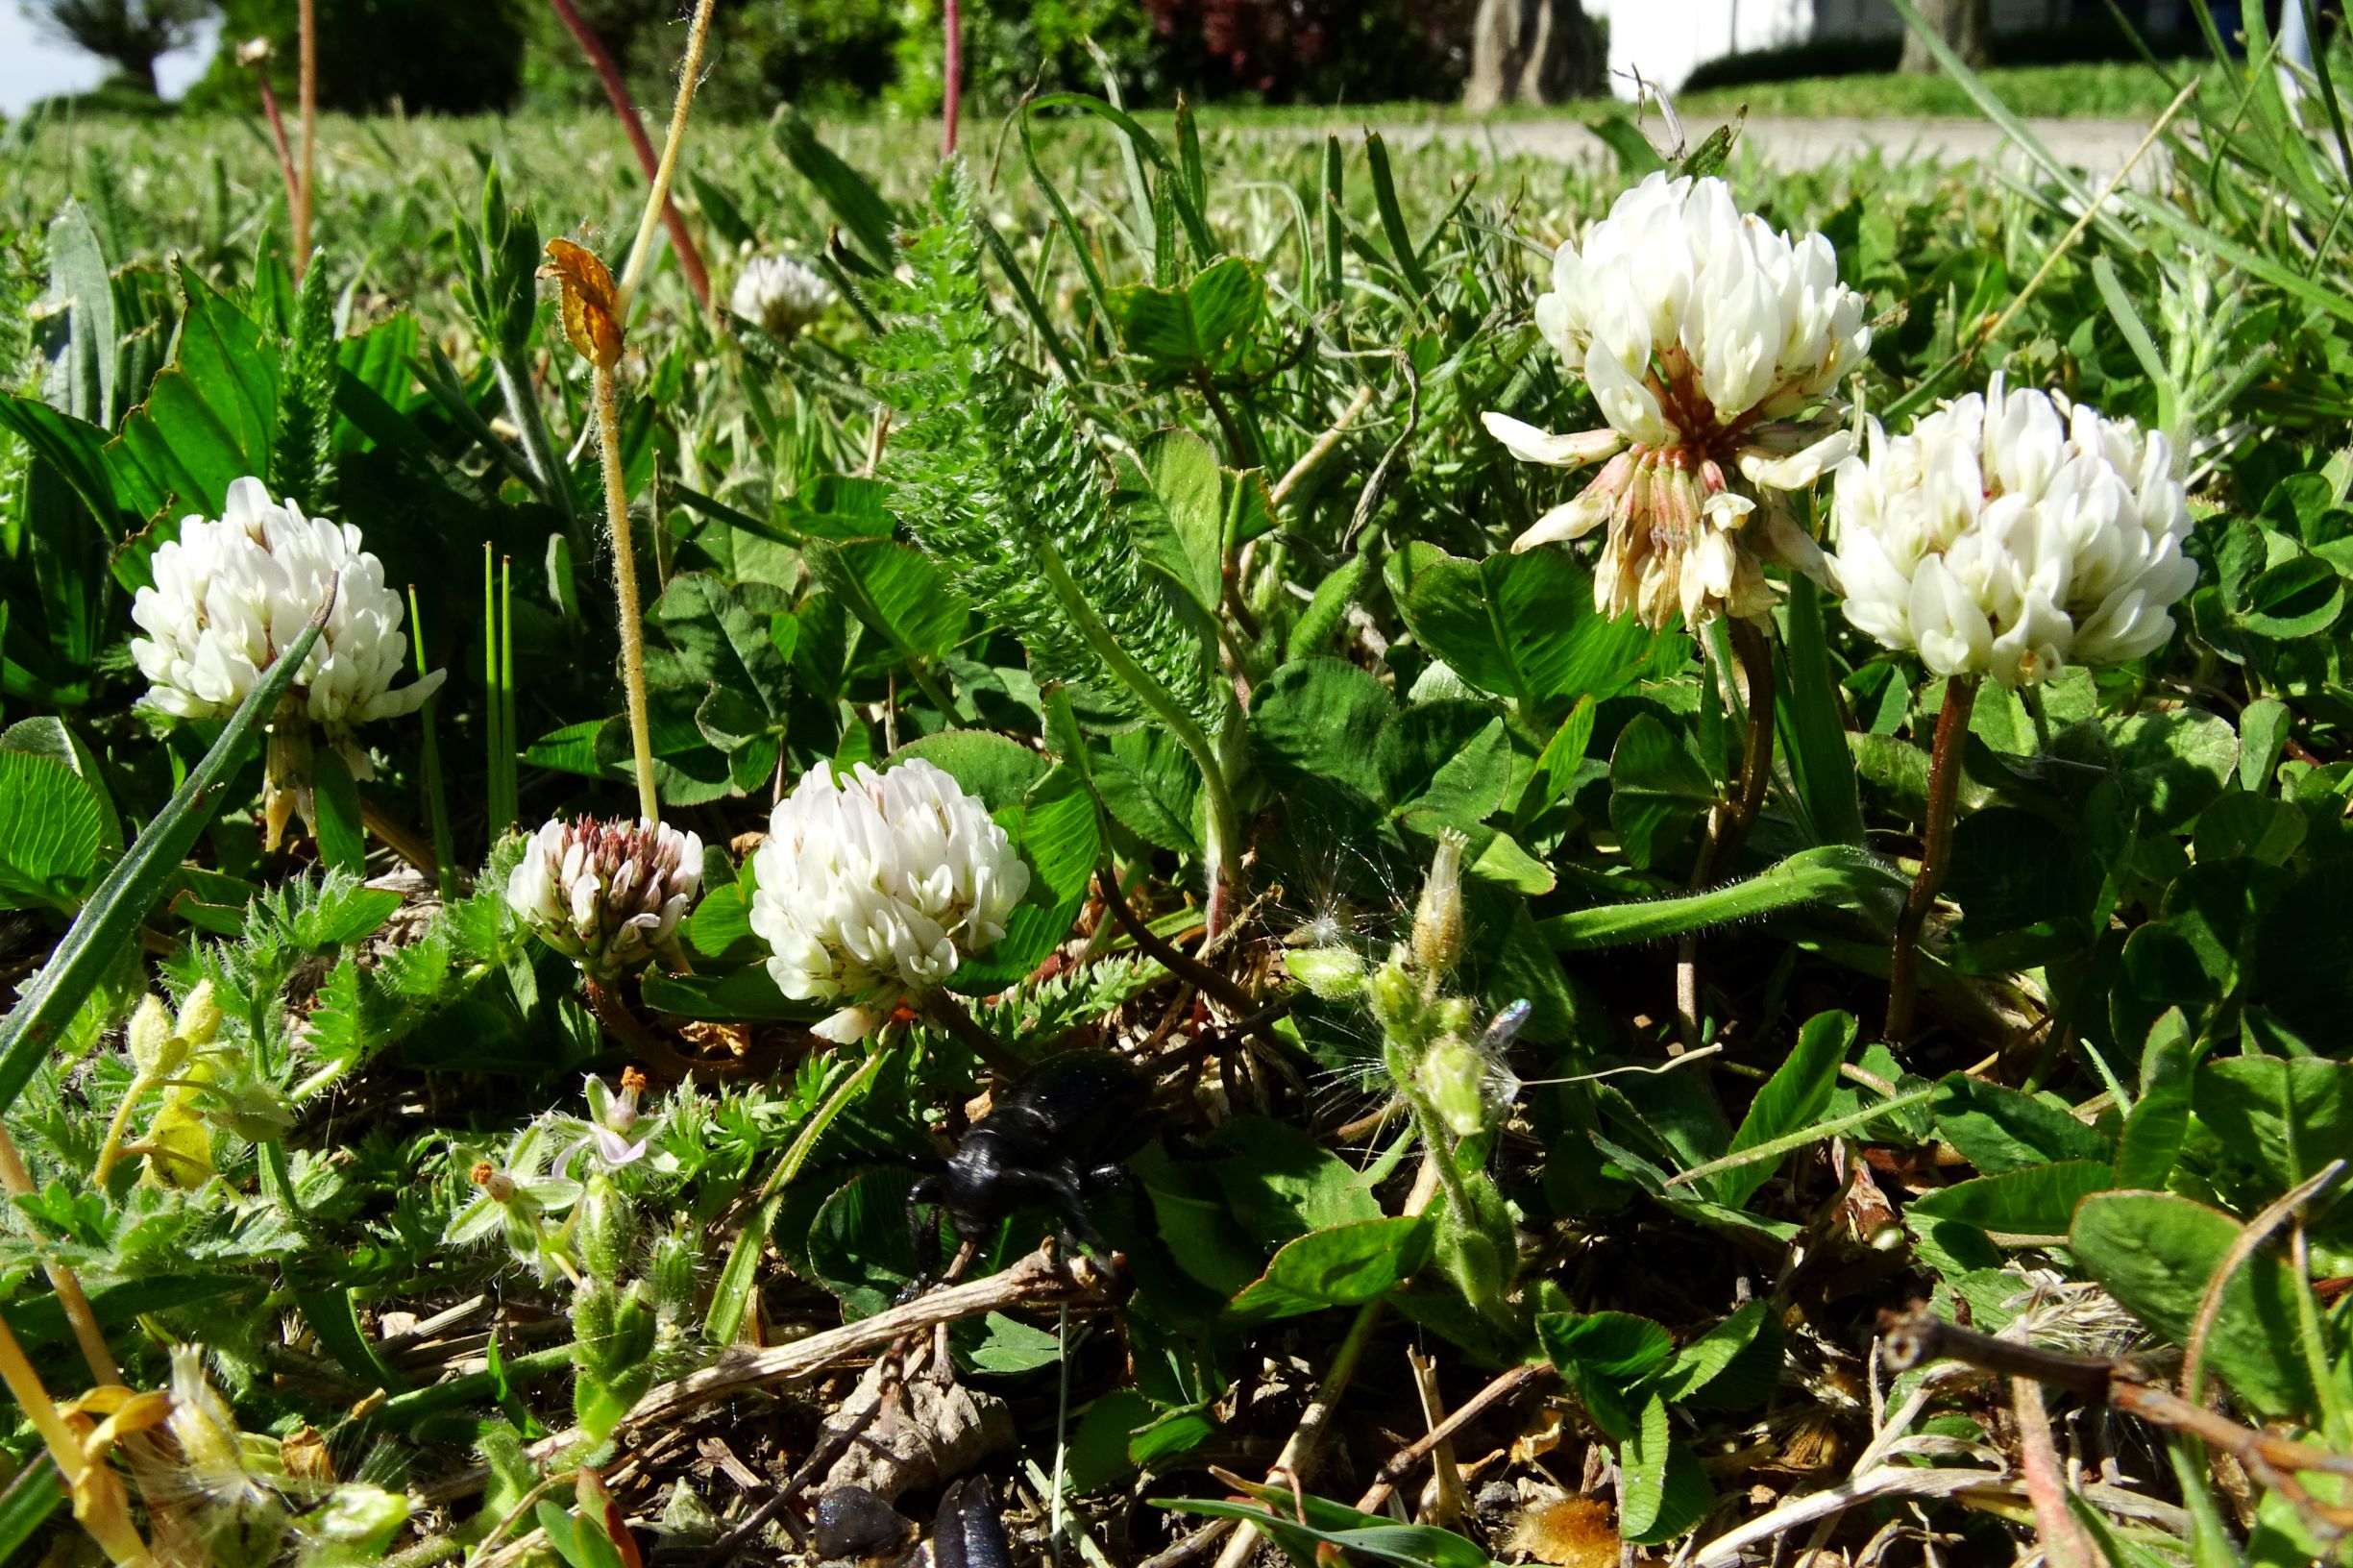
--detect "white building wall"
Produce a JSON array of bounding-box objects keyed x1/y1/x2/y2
[{"x1": 1582, "y1": 0, "x2": 2164, "y2": 97}]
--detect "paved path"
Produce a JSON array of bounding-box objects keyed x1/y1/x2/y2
[{"x1": 1365, "y1": 116, "x2": 2160, "y2": 181}]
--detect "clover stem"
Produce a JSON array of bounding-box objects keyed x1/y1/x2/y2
[
  {"x1": 1886, "y1": 674, "x2": 1978, "y2": 1042},
  {"x1": 592, "y1": 367, "x2": 661, "y2": 824},
  {"x1": 923, "y1": 992, "x2": 1031, "y2": 1080}
]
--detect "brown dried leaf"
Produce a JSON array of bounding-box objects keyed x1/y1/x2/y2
[{"x1": 541, "y1": 237, "x2": 625, "y2": 369}]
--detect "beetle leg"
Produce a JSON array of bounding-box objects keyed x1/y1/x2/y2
[{"x1": 900, "y1": 1174, "x2": 945, "y2": 1302}]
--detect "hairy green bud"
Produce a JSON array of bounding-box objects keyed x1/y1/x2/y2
[
  {"x1": 1285, "y1": 946, "x2": 1366, "y2": 1001},
  {"x1": 1419, "y1": 1037, "x2": 1489, "y2": 1139},
  {"x1": 577, "y1": 1175, "x2": 638, "y2": 1284}
]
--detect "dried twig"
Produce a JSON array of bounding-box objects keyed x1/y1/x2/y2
[
  {"x1": 579, "y1": 1245, "x2": 1110, "y2": 1440},
  {"x1": 1354, "y1": 1360, "x2": 1556, "y2": 1515}
]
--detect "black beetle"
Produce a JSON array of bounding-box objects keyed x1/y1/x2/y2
[
  {"x1": 934, "y1": 1477, "x2": 1013, "y2": 1568},
  {"x1": 906, "y1": 1048, "x2": 1155, "y2": 1279}
]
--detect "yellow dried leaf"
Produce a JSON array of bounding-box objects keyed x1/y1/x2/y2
[{"x1": 540, "y1": 237, "x2": 625, "y2": 370}]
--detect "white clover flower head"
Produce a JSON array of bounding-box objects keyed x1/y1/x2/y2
[
  {"x1": 130, "y1": 478, "x2": 445, "y2": 842},
  {"x1": 1483, "y1": 171, "x2": 1872, "y2": 630},
  {"x1": 730, "y1": 253, "x2": 833, "y2": 339},
  {"x1": 1826, "y1": 377, "x2": 2198, "y2": 689},
  {"x1": 505, "y1": 816, "x2": 704, "y2": 981},
  {"x1": 748, "y1": 757, "x2": 1030, "y2": 1044}
]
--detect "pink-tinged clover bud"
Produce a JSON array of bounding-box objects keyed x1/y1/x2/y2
[{"x1": 506, "y1": 816, "x2": 704, "y2": 981}]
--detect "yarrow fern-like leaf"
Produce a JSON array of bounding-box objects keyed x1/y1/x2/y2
[{"x1": 863, "y1": 164, "x2": 1219, "y2": 733}]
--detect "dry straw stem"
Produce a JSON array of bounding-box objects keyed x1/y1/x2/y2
[
  {"x1": 0, "y1": 1126, "x2": 117, "y2": 1385},
  {"x1": 534, "y1": 1243, "x2": 1112, "y2": 1444},
  {"x1": 1880, "y1": 1307, "x2": 2353, "y2": 1531},
  {"x1": 2183, "y1": 1158, "x2": 2345, "y2": 1402}
]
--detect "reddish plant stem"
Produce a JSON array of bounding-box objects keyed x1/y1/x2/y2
[
  {"x1": 1886, "y1": 675, "x2": 1978, "y2": 1043},
  {"x1": 294, "y1": 0, "x2": 316, "y2": 273},
  {"x1": 541, "y1": 0, "x2": 713, "y2": 311},
  {"x1": 942, "y1": 0, "x2": 963, "y2": 156},
  {"x1": 253, "y1": 69, "x2": 301, "y2": 222}
]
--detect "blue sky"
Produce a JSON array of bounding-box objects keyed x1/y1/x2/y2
[{"x1": 1, "y1": 7, "x2": 216, "y2": 116}]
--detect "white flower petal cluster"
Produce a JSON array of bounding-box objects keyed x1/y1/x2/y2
[
  {"x1": 748, "y1": 758, "x2": 1030, "y2": 1044},
  {"x1": 1484, "y1": 172, "x2": 1872, "y2": 629},
  {"x1": 1827, "y1": 378, "x2": 2198, "y2": 688},
  {"x1": 730, "y1": 254, "x2": 833, "y2": 339},
  {"x1": 1533, "y1": 171, "x2": 1871, "y2": 453},
  {"x1": 507, "y1": 816, "x2": 704, "y2": 980},
  {"x1": 131, "y1": 478, "x2": 446, "y2": 739}
]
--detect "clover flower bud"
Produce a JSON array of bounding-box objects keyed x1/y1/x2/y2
[
  {"x1": 505, "y1": 816, "x2": 704, "y2": 981},
  {"x1": 729, "y1": 254, "x2": 834, "y2": 339},
  {"x1": 1284, "y1": 946, "x2": 1366, "y2": 1001},
  {"x1": 1411, "y1": 829, "x2": 1468, "y2": 978},
  {"x1": 748, "y1": 759, "x2": 1030, "y2": 1044},
  {"x1": 1485, "y1": 173, "x2": 1869, "y2": 630},
  {"x1": 1826, "y1": 377, "x2": 2198, "y2": 688},
  {"x1": 129, "y1": 478, "x2": 446, "y2": 846}
]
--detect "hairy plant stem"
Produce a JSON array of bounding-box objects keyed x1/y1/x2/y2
[
  {"x1": 293, "y1": 0, "x2": 315, "y2": 274},
  {"x1": 0, "y1": 1316, "x2": 153, "y2": 1566},
  {"x1": 1404, "y1": 1091, "x2": 1478, "y2": 1230},
  {"x1": 1033, "y1": 544, "x2": 1243, "y2": 939},
  {"x1": 0, "y1": 1128, "x2": 117, "y2": 1385},
  {"x1": 1677, "y1": 616, "x2": 1777, "y2": 1048},
  {"x1": 616, "y1": 0, "x2": 717, "y2": 313},
  {"x1": 1886, "y1": 674, "x2": 1977, "y2": 1042},
  {"x1": 542, "y1": 0, "x2": 712, "y2": 311},
  {"x1": 591, "y1": 368, "x2": 660, "y2": 823}
]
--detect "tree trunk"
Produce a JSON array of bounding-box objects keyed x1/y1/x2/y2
[
  {"x1": 1464, "y1": 0, "x2": 1603, "y2": 110},
  {"x1": 1900, "y1": 0, "x2": 1994, "y2": 72}
]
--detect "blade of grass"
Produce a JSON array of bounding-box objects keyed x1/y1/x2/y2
[
  {"x1": 1885, "y1": 0, "x2": 2138, "y2": 253},
  {"x1": 0, "y1": 585, "x2": 333, "y2": 1115},
  {"x1": 408, "y1": 587, "x2": 457, "y2": 897},
  {"x1": 1363, "y1": 131, "x2": 1433, "y2": 304},
  {"x1": 1777, "y1": 575, "x2": 1865, "y2": 848},
  {"x1": 706, "y1": 1047, "x2": 892, "y2": 1344}
]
